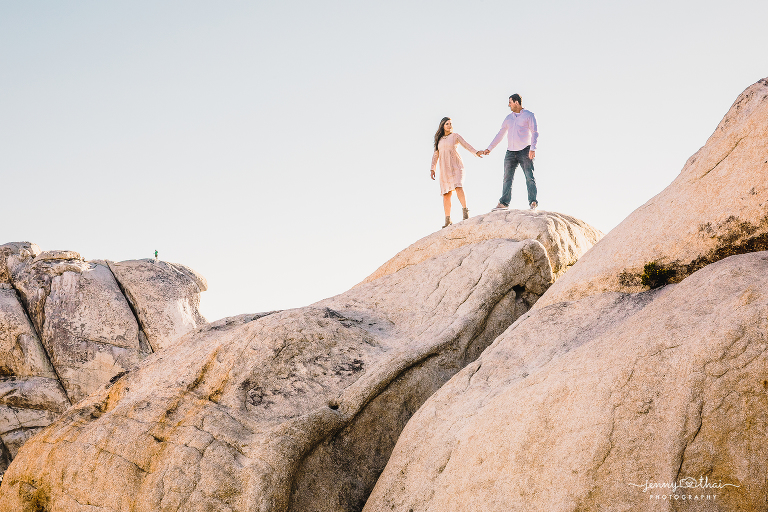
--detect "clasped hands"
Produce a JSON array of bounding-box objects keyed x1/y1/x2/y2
[
  {"x1": 475, "y1": 149, "x2": 536, "y2": 159},
  {"x1": 432, "y1": 148, "x2": 535, "y2": 179}
]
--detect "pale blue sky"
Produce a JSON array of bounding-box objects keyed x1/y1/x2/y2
[{"x1": 2, "y1": 1, "x2": 766, "y2": 321}]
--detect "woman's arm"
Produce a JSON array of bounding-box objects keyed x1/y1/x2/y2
[
  {"x1": 456, "y1": 134, "x2": 480, "y2": 156},
  {"x1": 430, "y1": 150, "x2": 438, "y2": 179}
]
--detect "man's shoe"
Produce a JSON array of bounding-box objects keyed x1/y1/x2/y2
[
  {"x1": 492, "y1": 203, "x2": 508, "y2": 211},
  {"x1": 462, "y1": 207, "x2": 470, "y2": 220},
  {"x1": 529, "y1": 201, "x2": 538, "y2": 210}
]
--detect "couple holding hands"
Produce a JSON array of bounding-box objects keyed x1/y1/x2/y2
[{"x1": 430, "y1": 93, "x2": 539, "y2": 228}]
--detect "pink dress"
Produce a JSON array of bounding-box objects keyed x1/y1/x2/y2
[{"x1": 430, "y1": 132, "x2": 479, "y2": 195}]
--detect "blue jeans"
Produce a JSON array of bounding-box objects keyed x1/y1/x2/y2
[{"x1": 499, "y1": 146, "x2": 536, "y2": 207}]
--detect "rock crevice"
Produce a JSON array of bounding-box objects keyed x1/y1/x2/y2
[{"x1": 103, "y1": 261, "x2": 153, "y2": 355}]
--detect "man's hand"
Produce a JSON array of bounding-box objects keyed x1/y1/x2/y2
[
  {"x1": 430, "y1": 169, "x2": 436, "y2": 180},
  {"x1": 483, "y1": 149, "x2": 491, "y2": 155},
  {"x1": 529, "y1": 150, "x2": 536, "y2": 159}
]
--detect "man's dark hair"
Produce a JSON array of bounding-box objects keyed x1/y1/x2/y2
[{"x1": 509, "y1": 93, "x2": 522, "y2": 105}]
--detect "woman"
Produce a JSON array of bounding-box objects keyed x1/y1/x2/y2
[{"x1": 430, "y1": 117, "x2": 483, "y2": 228}]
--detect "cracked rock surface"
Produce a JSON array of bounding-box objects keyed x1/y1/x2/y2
[
  {"x1": 537, "y1": 77, "x2": 768, "y2": 308},
  {"x1": 362, "y1": 209, "x2": 602, "y2": 283},
  {"x1": 0, "y1": 242, "x2": 207, "y2": 477},
  {"x1": 0, "y1": 284, "x2": 70, "y2": 469},
  {"x1": 21, "y1": 257, "x2": 147, "y2": 402},
  {"x1": 108, "y1": 259, "x2": 208, "y2": 352},
  {"x1": 364, "y1": 252, "x2": 768, "y2": 512},
  {"x1": 0, "y1": 238, "x2": 553, "y2": 512}
]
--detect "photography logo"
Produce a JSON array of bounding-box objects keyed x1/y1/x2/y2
[{"x1": 628, "y1": 476, "x2": 740, "y2": 502}]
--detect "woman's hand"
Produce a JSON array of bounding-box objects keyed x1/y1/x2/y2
[
  {"x1": 475, "y1": 151, "x2": 484, "y2": 157},
  {"x1": 430, "y1": 169, "x2": 436, "y2": 180}
]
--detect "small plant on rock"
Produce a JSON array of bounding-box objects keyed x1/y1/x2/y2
[{"x1": 641, "y1": 261, "x2": 673, "y2": 289}]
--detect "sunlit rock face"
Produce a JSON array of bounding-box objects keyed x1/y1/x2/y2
[
  {"x1": 362, "y1": 209, "x2": 603, "y2": 284},
  {"x1": 0, "y1": 237, "x2": 558, "y2": 512},
  {"x1": 364, "y1": 252, "x2": 768, "y2": 512},
  {"x1": 0, "y1": 242, "x2": 207, "y2": 477},
  {"x1": 537, "y1": 77, "x2": 768, "y2": 309}
]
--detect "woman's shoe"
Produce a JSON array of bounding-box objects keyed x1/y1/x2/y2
[
  {"x1": 442, "y1": 216, "x2": 452, "y2": 228},
  {"x1": 462, "y1": 207, "x2": 469, "y2": 220}
]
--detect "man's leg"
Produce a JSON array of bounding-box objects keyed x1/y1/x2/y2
[
  {"x1": 499, "y1": 151, "x2": 517, "y2": 207},
  {"x1": 520, "y1": 147, "x2": 537, "y2": 206}
]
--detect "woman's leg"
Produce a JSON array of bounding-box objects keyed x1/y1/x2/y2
[
  {"x1": 443, "y1": 191, "x2": 452, "y2": 216},
  {"x1": 455, "y1": 187, "x2": 467, "y2": 208}
]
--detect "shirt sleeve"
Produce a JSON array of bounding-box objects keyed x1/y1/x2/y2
[
  {"x1": 487, "y1": 119, "x2": 508, "y2": 152},
  {"x1": 529, "y1": 112, "x2": 539, "y2": 152},
  {"x1": 431, "y1": 150, "x2": 439, "y2": 170},
  {"x1": 456, "y1": 133, "x2": 479, "y2": 155}
]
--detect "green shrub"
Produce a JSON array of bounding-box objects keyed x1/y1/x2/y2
[{"x1": 641, "y1": 261, "x2": 673, "y2": 288}]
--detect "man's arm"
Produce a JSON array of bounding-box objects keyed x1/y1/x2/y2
[
  {"x1": 485, "y1": 118, "x2": 509, "y2": 154},
  {"x1": 528, "y1": 112, "x2": 539, "y2": 158}
]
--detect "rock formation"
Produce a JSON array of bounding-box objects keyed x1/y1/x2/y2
[
  {"x1": 0, "y1": 237, "x2": 560, "y2": 511},
  {"x1": 0, "y1": 242, "x2": 207, "y2": 477},
  {"x1": 362, "y1": 210, "x2": 603, "y2": 283},
  {"x1": 6, "y1": 78, "x2": 763, "y2": 512},
  {"x1": 537, "y1": 77, "x2": 768, "y2": 308},
  {"x1": 108, "y1": 259, "x2": 208, "y2": 351},
  {"x1": 13, "y1": 250, "x2": 148, "y2": 403},
  {"x1": 363, "y1": 252, "x2": 768, "y2": 511}
]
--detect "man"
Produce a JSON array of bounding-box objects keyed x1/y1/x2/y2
[{"x1": 483, "y1": 93, "x2": 539, "y2": 210}]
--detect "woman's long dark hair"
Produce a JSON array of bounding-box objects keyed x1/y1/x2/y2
[{"x1": 433, "y1": 117, "x2": 451, "y2": 152}]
